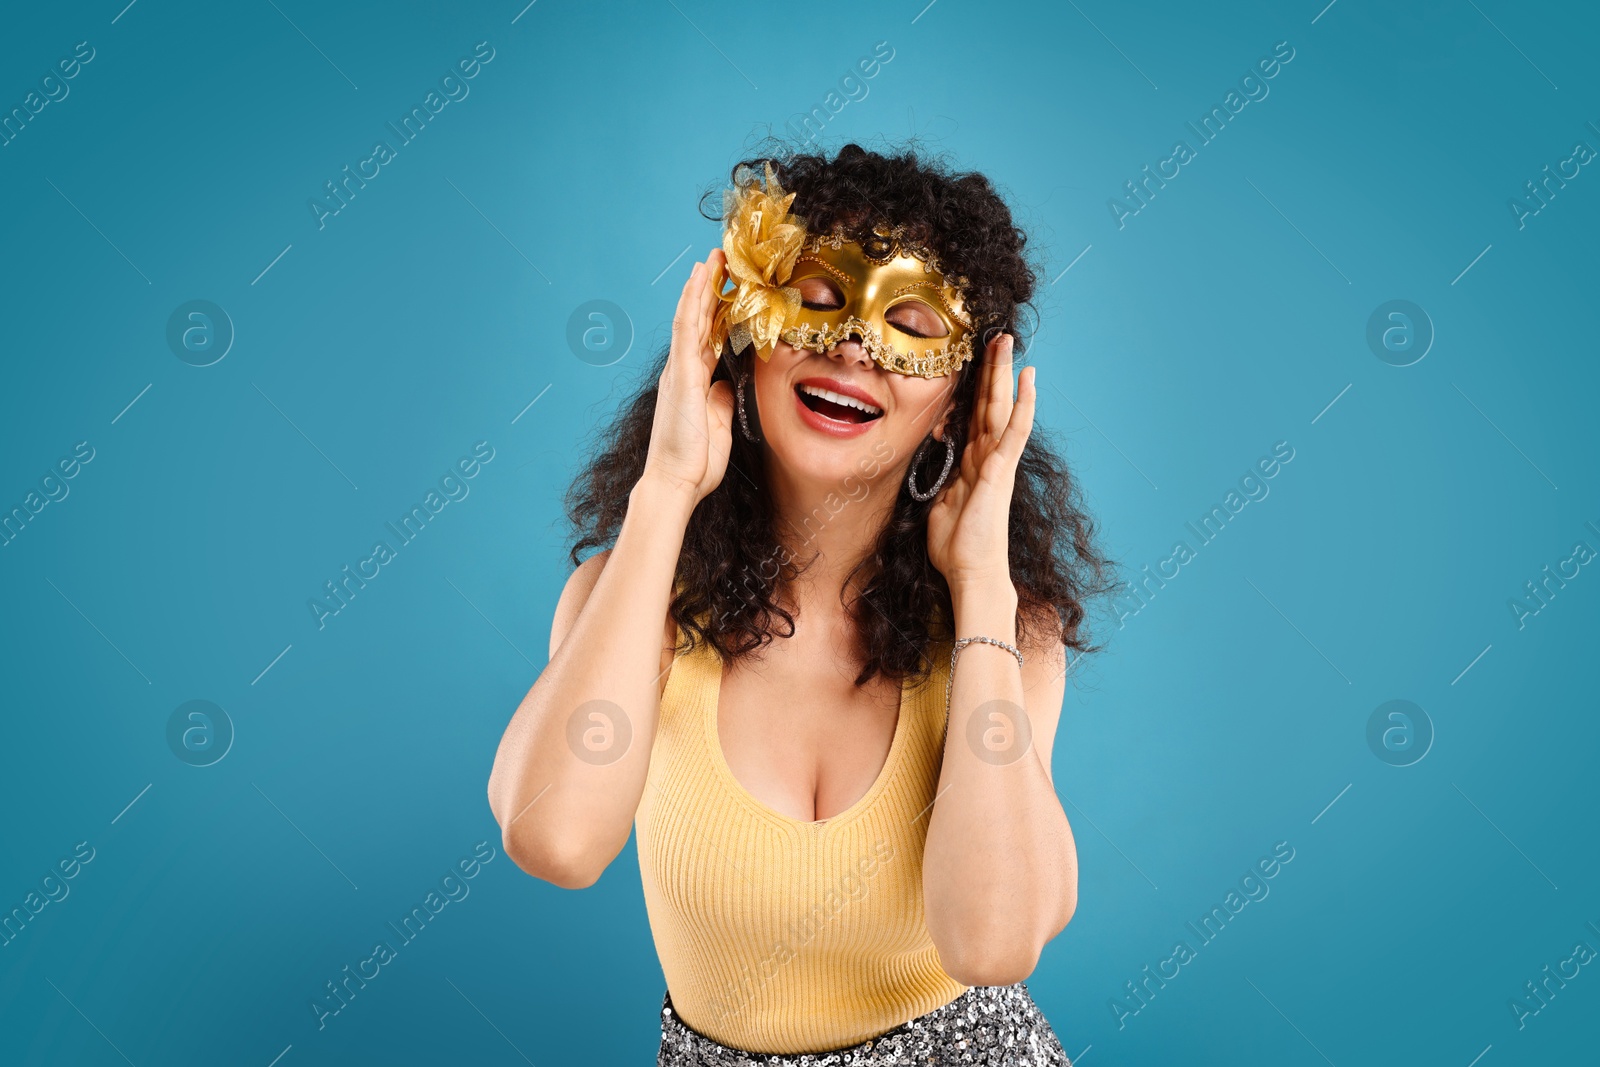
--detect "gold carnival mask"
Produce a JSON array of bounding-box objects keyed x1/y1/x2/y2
[
  {"x1": 709, "y1": 165, "x2": 976, "y2": 378},
  {"x1": 780, "y1": 226, "x2": 975, "y2": 378}
]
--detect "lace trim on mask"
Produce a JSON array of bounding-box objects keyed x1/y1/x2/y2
[{"x1": 781, "y1": 318, "x2": 975, "y2": 379}]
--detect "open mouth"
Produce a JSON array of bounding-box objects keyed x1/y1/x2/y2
[{"x1": 795, "y1": 383, "x2": 883, "y2": 424}]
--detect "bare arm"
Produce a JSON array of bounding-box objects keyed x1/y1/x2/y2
[
  {"x1": 922, "y1": 590, "x2": 1078, "y2": 985},
  {"x1": 487, "y1": 249, "x2": 731, "y2": 889},
  {"x1": 920, "y1": 336, "x2": 1077, "y2": 984}
]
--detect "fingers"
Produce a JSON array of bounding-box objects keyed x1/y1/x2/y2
[
  {"x1": 671, "y1": 264, "x2": 700, "y2": 341},
  {"x1": 968, "y1": 348, "x2": 1034, "y2": 491},
  {"x1": 973, "y1": 331, "x2": 994, "y2": 424},
  {"x1": 669, "y1": 260, "x2": 705, "y2": 383},
  {"x1": 668, "y1": 250, "x2": 725, "y2": 390},
  {"x1": 707, "y1": 376, "x2": 734, "y2": 424},
  {"x1": 704, "y1": 378, "x2": 735, "y2": 486},
  {"x1": 995, "y1": 363, "x2": 1036, "y2": 467},
  {"x1": 699, "y1": 249, "x2": 726, "y2": 375},
  {"x1": 988, "y1": 333, "x2": 1015, "y2": 439}
]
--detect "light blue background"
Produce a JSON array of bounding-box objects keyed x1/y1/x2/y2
[{"x1": 2, "y1": 0, "x2": 1596, "y2": 1063}]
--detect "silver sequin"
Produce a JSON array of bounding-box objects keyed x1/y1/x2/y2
[{"x1": 656, "y1": 983, "x2": 1073, "y2": 1066}]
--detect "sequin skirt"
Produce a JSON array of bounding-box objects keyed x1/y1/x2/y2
[{"x1": 656, "y1": 983, "x2": 1072, "y2": 1066}]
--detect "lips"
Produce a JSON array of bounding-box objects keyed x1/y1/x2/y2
[
  {"x1": 793, "y1": 377, "x2": 884, "y2": 423},
  {"x1": 791, "y1": 391, "x2": 879, "y2": 439}
]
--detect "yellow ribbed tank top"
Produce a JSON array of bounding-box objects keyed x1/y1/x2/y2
[{"x1": 634, "y1": 631, "x2": 969, "y2": 1053}]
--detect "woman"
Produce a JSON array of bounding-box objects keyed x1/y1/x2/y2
[{"x1": 487, "y1": 142, "x2": 1111, "y2": 1065}]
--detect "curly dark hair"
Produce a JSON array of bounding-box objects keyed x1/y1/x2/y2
[{"x1": 564, "y1": 140, "x2": 1114, "y2": 688}]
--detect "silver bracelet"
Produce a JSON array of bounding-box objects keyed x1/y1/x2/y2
[{"x1": 943, "y1": 635, "x2": 1024, "y2": 728}]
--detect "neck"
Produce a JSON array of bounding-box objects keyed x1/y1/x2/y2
[{"x1": 764, "y1": 456, "x2": 902, "y2": 611}]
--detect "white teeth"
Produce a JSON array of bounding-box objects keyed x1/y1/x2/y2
[{"x1": 797, "y1": 384, "x2": 882, "y2": 417}]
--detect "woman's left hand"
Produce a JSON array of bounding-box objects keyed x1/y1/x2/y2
[{"x1": 925, "y1": 332, "x2": 1036, "y2": 592}]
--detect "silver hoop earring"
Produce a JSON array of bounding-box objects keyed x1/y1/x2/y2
[
  {"x1": 907, "y1": 435, "x2": 955, "y2": 501},
  {"x1": 735, "y1": 371, "x2": 760, "y2": 443}
]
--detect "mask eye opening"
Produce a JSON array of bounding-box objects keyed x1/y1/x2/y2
[
  {"x1": 794, "y1": 273, "x2": 845, "y2": 311},
  {"x1": 884, "y1": 297, "x2": 950, "y2": 340}
]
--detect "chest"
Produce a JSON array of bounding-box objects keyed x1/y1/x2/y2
[{"x1": 715, "y1": 642, "x2": 905, "y2": 825}]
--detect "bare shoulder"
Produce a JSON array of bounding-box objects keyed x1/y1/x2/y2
[{"x1": 549, "y1": 549, "x2": 679, "y2": 701}]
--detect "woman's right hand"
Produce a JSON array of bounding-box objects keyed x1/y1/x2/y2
[{"x1": 639, "y1": 249, "x2": 734, "y2": 505}]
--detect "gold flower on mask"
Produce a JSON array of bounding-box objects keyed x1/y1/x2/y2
[{"x1": 709, "y1": 162, "x2": 806, "y2": 361}]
